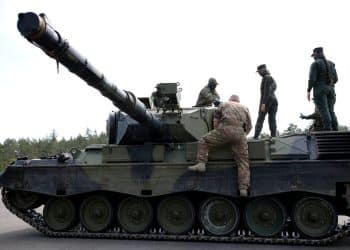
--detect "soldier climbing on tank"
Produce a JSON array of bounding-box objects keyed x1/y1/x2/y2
[
  {"x1": 307, "y1": 47, "x2": 338, "y2": 131},
  {"x1": 300, "y1": 106, "x2": 323, "y2": 132},
  {"x1": 195, "y1": 77, "x2": 221, "y2": 107},
  {"x1": 188, "y1": 94, "x2": 252, "y2": 197},
  {"x1": 253, "y1": 64, "x2": 278, "y2": 139}
]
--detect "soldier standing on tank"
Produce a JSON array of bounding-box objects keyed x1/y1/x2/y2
[
  {"x1": 195, "y1": 77, "x2": 220, "y2": 107},
  {"x1": 253, "y1": 64, "x2": 278, "y2": 139},
  {"x1": 188, "y1": 94, "x2": 252, "y2": 197},
  {"x1": 300, "y1": 106, "x2": 323, "y2": 132},
  {"x1": 307, "y1": 47, "x2": 338, "y2": 131}
]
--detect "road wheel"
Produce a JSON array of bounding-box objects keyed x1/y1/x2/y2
[
  {"x1": 118, "y1": 197, "x2": 153, "y2": 233},
  {"x1": 157, "y1": 196, "x2": 195, "y2": 234},
  {"x1": 44, "y1": 197, "x2": 77, "y2": 231},
  {"x1": 200, "y1": 197, "x2": 239, "y2": 236},
  {"x1": 245, "y1": 197, "x2": 287, "y2": 237},
  {"x1": 293, "y1": 197, "x2": 337, "y2": 238},
  {"x1": 79, "y1": 195, "x2": 113, "y2": 232},
  {"x1": 10, "y1": 190, "x2": 41, "y2": 210}
]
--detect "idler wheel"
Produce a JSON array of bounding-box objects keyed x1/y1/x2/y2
[
  {"x1": 293, "y1": 197, "x2": 337, "y2": 238},
  {"x1": 200, "y1": 197, "x2": 240, "y2": 236},
  {"x1": 117, "y1": 197, "x2": 153, "y2": 233},
  {"x1": 79, "y1": 195, "x2": 113, "y2": 232},
  {"x1": 157, "y1": 196, "x2": 195, "y2": 234},
  {"x1": 245, "y1": 197, "x2": 287, "y2": 237},
  {"x1": 43, "y1": 197, "x2": 77, "y2": 231},
  {"x1": 10, "y1": 190, "x2": 41, "y2": 210}
]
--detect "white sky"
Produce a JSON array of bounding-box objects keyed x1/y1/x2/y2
[{"x1": 0, "y1": 0, "x2": 349, "y2": 143}]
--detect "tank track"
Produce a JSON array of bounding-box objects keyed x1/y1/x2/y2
[{"x1": 2, "y1": 189, "x2": 350, "y2": 246}]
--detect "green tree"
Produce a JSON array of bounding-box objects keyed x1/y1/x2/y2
[
  {"x1": 281, "y1": 123, "x2": 302, "y2": 136},
  {"x1": 0, "y1": 129, "x2": 107, "y2": 170}
]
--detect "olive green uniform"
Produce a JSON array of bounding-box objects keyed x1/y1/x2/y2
[
  {"x1": 308, "y1": 59, "x2": 338, "y2": 131},
  {"x1": 254, "y1": 74, "x2": 278, "y2": 138},
  {"x1": 195, "y1": 86, "x2": 220, "y2": 107},
  {"x1": 196, "y1": 101, "x2": 252, "y2": 190}
]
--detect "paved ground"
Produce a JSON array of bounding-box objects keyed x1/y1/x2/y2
[{"x1": 0, "y1": 202, "x2": 349, "y2": 250}]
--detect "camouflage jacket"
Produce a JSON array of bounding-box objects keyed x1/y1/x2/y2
[
  {"x1": 214, "y1": 101, "x2": 252, "y2": 134},
  {"x1": 308, "y1": 59, "x2": 338, "y2": 92},
  {"x1": 260, "y1": 74, "x2": 277, "y2": 106},
  {"x1": 195, "y1": 86, "x2": 220, "y2": 107}
]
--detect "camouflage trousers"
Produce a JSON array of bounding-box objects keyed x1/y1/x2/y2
[{"x1": 197, "y1": 126, "x2": 250, "y2": 190}]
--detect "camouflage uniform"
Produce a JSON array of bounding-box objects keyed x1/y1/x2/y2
[
  {"x1": 254, "y1": 73, "x2": 278, "y2": 138},
  {"x1": 196, "y1": 101, "x2": 252, "y2": 190},
  {"x1": 195, "y1": 86, "x2": 220, "y2": 107},
  {"x1": 308, "y1": 57, "x2": 338, "y2": 131}
]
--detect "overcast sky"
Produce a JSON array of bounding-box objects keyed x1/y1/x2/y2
[{"x1": 0, "y1": 0, "x2": 349, "y2": 143}]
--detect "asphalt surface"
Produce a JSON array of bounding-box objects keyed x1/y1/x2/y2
[{"x1": 0, "y1": 202, "x2": 349, "y2": 250}]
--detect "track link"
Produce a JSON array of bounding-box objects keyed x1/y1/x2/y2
[{"x1": 2, "y1": 189, "x2": 350, "y2": 246}]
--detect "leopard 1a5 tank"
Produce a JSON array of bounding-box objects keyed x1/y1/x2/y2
[{"x1": 1, "y1": 11, "x2": 350, "y2": 245}]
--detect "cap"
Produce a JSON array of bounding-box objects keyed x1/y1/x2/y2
[
  {"x1": 311, "y1": 47, "x2": 323, "y2": 57},
  {"x1": 256, "y1": 64, "x2": 266, "y2": 72},
  {"x1": 208, "y1": 77, "x2": 218, "y2": 85}
]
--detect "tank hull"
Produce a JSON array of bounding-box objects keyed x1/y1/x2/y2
[{"x1": 1, "y1": 159, "x2": 350, "y2": 198}]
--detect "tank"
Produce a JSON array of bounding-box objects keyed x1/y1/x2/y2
[{"x1": 1, "y1": 11, "x2": 350, "y2": 245}]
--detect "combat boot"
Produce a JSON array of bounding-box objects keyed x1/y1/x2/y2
[
  {"x1": 239, "y1": 189, "x2": 248, "y2": 197},
  {"x1": 188, "y1": 162, "x2": 206, "y2": 172}
]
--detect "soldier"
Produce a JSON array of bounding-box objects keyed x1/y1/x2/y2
[
  {"x1": 300, "y1": 106, "x2": 323, "y2": 132},
  {"x1": 151, "y1": 85, "x2": 163, "y2": 108},
  {"x1": 253, "y1": 64, "x2": 278, "y2": 139},
  {"x1": 188, "y1": 94, "x2": 252, "y2": 197},
  {"x1": 195, "y1": 77, "x2": 220, "y2": 107},
  {"x1": 307, "y1": 47, "x2": 338, "y2": 131},
  {"x1": 151, "y1": 85, "x2": 171, "y2": 109}
]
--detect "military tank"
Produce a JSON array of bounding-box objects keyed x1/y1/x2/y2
[{"x1": 1, "y1": 12, "x2": 350, "y2": 245}]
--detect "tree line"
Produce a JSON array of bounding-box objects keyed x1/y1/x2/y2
[
  {"x1": 0, "y1": 129, "x2": 107, "y2": 170},
  {"x1": 0, "y1": 124, "x2": 348, "y2": 170}
]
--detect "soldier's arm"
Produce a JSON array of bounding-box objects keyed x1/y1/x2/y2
[
  {"x1": 195, "y1": 88, "x2": 206, "y2": 106},
  {"x1": 261, "y1": 77, "x2": 273, "y2": 105},
  {"x1": 303, "y1": 112, "x2": 317, "y2": 120},
  {"x1": 308, "y1": 62, "x2": 318, "y2": 92},
  {"x1": 331, "y1": 62, "x2": 338, "y2": 83}
]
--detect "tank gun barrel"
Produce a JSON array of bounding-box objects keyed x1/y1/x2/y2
[{"x1": 17, "y1": 12, "x2": 161, "y2": 133}]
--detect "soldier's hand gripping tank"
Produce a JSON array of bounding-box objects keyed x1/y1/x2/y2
[
  {"x1": 253, "y1": 64, "x2": 278, "y2": 139},
  {"x1": 189, "y1": 95, "x2": 252, "y2": 197},
  {"x1": 195, "y1": 77, "x2": 221, "y2": 107},
  {"x1": 307, "y1": 47, "x2": 338, "y2": 131}
]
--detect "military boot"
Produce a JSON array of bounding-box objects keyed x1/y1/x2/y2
[
  {"x1": 188, "y1": 162, "x2": 206, "y2": 172},
  {"x1": 239, "y1": 189, "x2": 248, "y2": 197}
]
